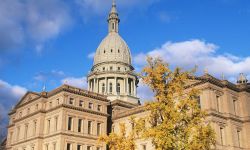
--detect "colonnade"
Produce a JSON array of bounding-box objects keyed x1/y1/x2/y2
[{"x1": 88, "y1": 77, "x2": 137, "y2": 97}]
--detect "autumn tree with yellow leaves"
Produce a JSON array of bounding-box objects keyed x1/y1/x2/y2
[
  {"x1": 99, "y1": 57, "x2": 216, "y2": 150},
  {"x1": 99, "y1": 123, "x2": 136, "y2": 150}
]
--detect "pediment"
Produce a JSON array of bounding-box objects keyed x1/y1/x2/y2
[
  {"x1": 185, "y1": 78, "x2": 203, "y2": 87},
  {"x1": 15, "y1": 92, "x2": 40, "y2": 108}
]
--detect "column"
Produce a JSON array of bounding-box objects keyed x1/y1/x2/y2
[
  {"x1": 127, "y1": 78, "x2": 130, "y2": 95},
  {"x1": 123, "y1": 78, "x2": 126, "y2": 95},
  {"x1": 115, "y1": 77, "x2": 117, "y2": 95},
  {"x1": 94, "y1": 78, "x2": 96, "y2": 93},
  {"x1": 96, "y1": 78, "x2": 100, "y2": 93},
  {"x1": 105, "y1": 77, "x2": 108, "y2": 94},
  {"x1": 134, "y1": 79, "x2": 137, "y2": 96}
]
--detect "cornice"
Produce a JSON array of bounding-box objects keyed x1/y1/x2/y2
[
  {"x1": 91, "y1": 61, "x2": 134, "y2": 71},
  {"x1": 9, "y1": 104, "x2": 109, "y2": 127},
  {"x1": 48, "y1": 84, "x2": 109, "y2": 102},
  {"x1": 8, "y1": 132, "x2": 98, "y2": 147},
  {"x1": 87, "y1": 70, "x2": 138, "y2": 79},
  {"x1": 112, "y1": 106, "x2": 145, "y2": 120},
  {"x1": 188, "y1": 74, "x2": 250, "y2": 93}
]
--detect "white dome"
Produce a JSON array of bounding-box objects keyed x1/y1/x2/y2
[{"x1": 94, "y1": 32, "x2": 132, "y2": 66}]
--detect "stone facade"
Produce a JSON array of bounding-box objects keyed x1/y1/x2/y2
[
  {"x1": 6, "y1": 85, "x2": 109, "y2": 150},
  {"x1": 5, "y1": 1, "x2": 250, "y2": 150},
  {"x1": 113, "y1": 74, "x2": 250, "y2": 150}
]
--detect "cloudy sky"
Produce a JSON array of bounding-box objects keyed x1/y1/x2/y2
[{"x1": 1, "y1": 0, "x2": 250, "y2": 124}]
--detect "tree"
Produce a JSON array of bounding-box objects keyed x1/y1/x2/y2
[
  {"x1": 99, "y1": 123, "x2": 136, "y2": 150},
  {"x1": 136, "y1": 57, "x2": 216, "y2": 150},
  {"x1": 99, "y1": 57, "x2": 216, "y2": 150}
]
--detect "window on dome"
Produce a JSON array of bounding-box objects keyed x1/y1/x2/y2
[
  {"x1": 117, "y1": 83, "x2": 120, "y2": 95},
  {"x1": 109, "y1": 83, "x2": 113, "y2": 94},
  {"x1": 102, "y1": 83, "x2": 105, "y2": 94},
  {"x1": 103, "y1": 67, "x2": 105, "y2": 71},
  {"x1": 118, "y1": 67, "x2": 120, "y2": 71},
  {"x1": 110, "y1": 66, "x2": 113, "y2": 71}
]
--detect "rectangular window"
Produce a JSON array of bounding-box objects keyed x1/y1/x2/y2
[
  {"x1": 79, "y1": 100, "x2": 84, "y2": 107},
  {"x1": 97, "y1": 105, "x2": 102, "y2": 111},
  {"x1": 97, "y1": 147, "x2": 101, "y2": 150},
  {"x1": 216, "y1": 96, "x2": 221, "y2": 112},
  {"x1": 89, "y1": 103, "x2": 93, "y2": 109},
  {"x1": 88, "y1": 121, "x2": 92, "y2": 134},
  {"x1": 49, "y1": 101, "x2": 52, "y2": 108},
  {"x1": 233, "y1": 99, "x2": 237, "y2": 115},
  {"x1": 237, "y1": 130, "x2": 241, "y2": 147},
  {"x1": 77, "y1": 145, "x2": 81, "y2": 150},
  {"x1": 97, "y1": 123, "x2": 101, "y2": 136},
  {"x1": 196, "y1": 96, "x2": 201, "y2": 108},
  {"x1": 220, "y1": 127, "x2": 224, "y2": 145},
  {"x1": 17, "y1": 127, "x2": 20, "y2": 140},
  {"x1": 53, "y1": 143, "x2": 56, "y2": 150},
  {"x1": 33, "y1": 120, "x2": 37, "y2": 136},
  {"x1": 9, "y1": 132, "x2": 13, "y2": 144},
  {"x1": 27, "y1": 108, "x2": 30, "y2": 114},
  {"x1": 47, "y1": 119, "x2": 51, "y2": 133},
  {"x1": 68, "y1": 117, "x2": 72, "y2": 131},
  {"x1": 55, "y1": 117, "x2": 58, "y2": 131},
  {"x1": 69, "y1": 98, "x2": 74, "y2": 105},
  {"x1": 67, "y1": 143, "x2": 71, "y2": 150},
  {"x1": 78, "y1": 119, "x2": 82, "y2": 132},
  {"x1": 87, "y1": 146, "x2": 91, "y2": 150},
  {"x1": 24, "y1": 124, "x2": 28, "y2": 139}
]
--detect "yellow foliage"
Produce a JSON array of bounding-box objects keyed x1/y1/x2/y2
[
  {"x1": 136, "y1": 57, "x2": 216, "y2": 150},
  {"x1": 99, "y1": 57, "x2": 216, "y2": 150},
  {"x1": 98, "y1": 123, "x2": 136, "y2": 150}
]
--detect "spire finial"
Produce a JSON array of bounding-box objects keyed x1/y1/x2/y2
[
  {"x1": 108, "y1": 0, "x2": 119, "y2": 33},
  {"x1": 204, "y1": 68, "x2": 208, "y2": 74},
  {"x1": 112, "y1": 0, "x2": 116, "y2": 7},
  {"x1": 42, "y1": 84, "x2": 46, "y2": 92},
  {"x1": 221, "y1": 73, "x2": 225, "y2": 80}
]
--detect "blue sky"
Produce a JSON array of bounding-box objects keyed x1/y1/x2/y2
[{"x1": 1, "y1": 0, "x2": 250, "y2": 124}]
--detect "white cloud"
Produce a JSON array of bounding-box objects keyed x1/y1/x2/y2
[
  {"x1": 87, "y1": 52, "x2": 95, "y2": 59},
  {"x1": 0, "y1": 0, "x2": 72, "y2": 51},
  {"x1": 134, "y1": 39, "x2": 250, "y2": 82},
  {"x1": 34, "y1": 70, "x2": 65, "y2": 82},
  {"x1": 0, "y1": 79, "x2": 27, "y2": 120},
  {"x1": 61, "y1": 76, "x2": 87, "y2": 89}
]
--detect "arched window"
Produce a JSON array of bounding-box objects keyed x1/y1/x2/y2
[
  {"x1": 117, "y1": 83, "x2": 120, "y2": 95},
  {"x1": 109, "y1": 83, "x2": 113, "y2": 94},
  {"x1": 111, "y1": 49, "x2": 113, "y2": 53},
  {"x1": 102, "y1": 83, "x2": 105, "y2": 94},
  {"x1": 118, "y1": 49, "x2": 120, "y2": 53},
  {"x1": 112, "y1": 23, "x2": 115, "y2": 30}
]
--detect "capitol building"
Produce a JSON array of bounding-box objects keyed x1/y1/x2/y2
[{"x1": 5, "y1": 1, "x2": 250, "y2": 150}]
